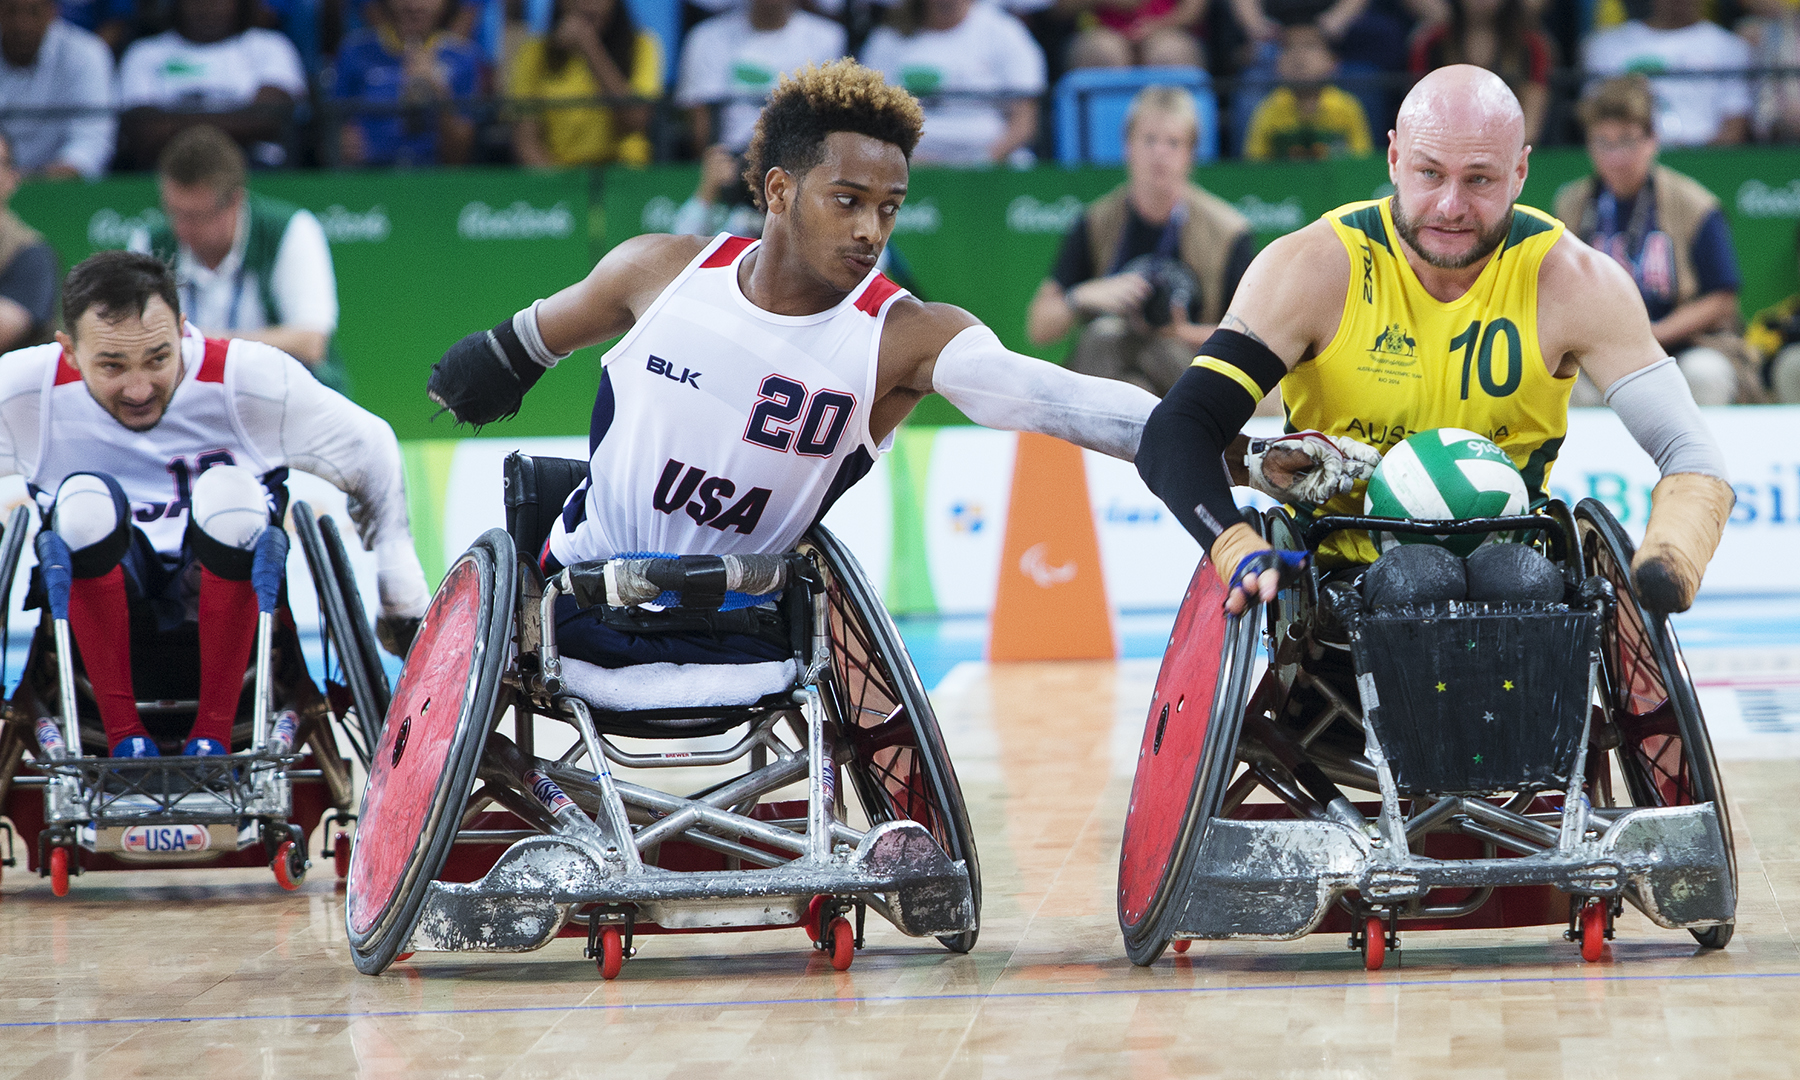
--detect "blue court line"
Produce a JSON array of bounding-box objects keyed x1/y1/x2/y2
[{"x1": 6, "y1": 967, "x2": 1800, "y2": 1030}]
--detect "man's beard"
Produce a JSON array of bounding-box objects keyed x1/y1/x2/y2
[{"x1": 1390, "y1": 194, "x2": 1512, "y2": 270}]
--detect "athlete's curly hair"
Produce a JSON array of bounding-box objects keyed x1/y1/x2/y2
[{"x1": 742, "y1": 59, "x2": 925, "y2": 212}]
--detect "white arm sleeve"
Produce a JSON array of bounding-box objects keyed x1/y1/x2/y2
[
  {"x1": 930, "y1": 324, "x2": 1158, "y2": 462},
  {"x1": 233, "y1": 345, "x2": 428, "y2": 617},
  {"x1": 1604, "y1": 356, "x2": 1730, "y2": 481},
  {"x1": 269, "y1": 210, "x2": 338, "y2": 335}
]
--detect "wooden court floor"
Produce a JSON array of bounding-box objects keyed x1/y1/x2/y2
[{"x1": 4, "y1": 659, "x2": 1798, "y2": 1079}]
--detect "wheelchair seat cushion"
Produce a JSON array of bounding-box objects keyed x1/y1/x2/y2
[{"x1": 561, "y1": 656, "x2": 799, "y2": 712}]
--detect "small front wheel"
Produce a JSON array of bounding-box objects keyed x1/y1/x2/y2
[
  {"x1": 597, "y1": 927, "x2": 624, "y2": 980},
  {"x1": 49, "y1": 847, "x2": 69, "y2": 897},
  {"x1": 334, "y1": 831, "x2": 352, "y2": 880},
  {"x1": 1580, "y1": 900, "x2": 1606, "y2": 963},
  {"x1": 1362, "y1": 916, "x2": 1386, "y2": 971},
  {"x1": 828, "y1": 916, "x2": 854, "y2": 972},
  {"x1": 273, "y1": 840, "x2": 305, "y2": 891}
]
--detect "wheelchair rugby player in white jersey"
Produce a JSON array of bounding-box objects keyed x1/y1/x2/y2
[
  {"x1": 343, "y1": 59, "x2": 1165, "y2": 978},
  {"x1": 0, "y1": 250, "x2": 428, "y2": 895}
]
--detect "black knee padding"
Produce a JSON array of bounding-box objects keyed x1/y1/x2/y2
[
  {"x1": 1361, "y1": 544, "x2": 1468, "y2": 607},
  {"x1": 185, "y1": 518, "x2": 257, "y2": 581},
  {"x1": 1465, "y1": 543, "x2": 1564, "y2": 603},
  {"x1": 63, "y1": 473, "x2": 133, "y2": 579}
]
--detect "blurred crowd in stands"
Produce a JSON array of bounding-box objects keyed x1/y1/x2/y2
[{"x1": 4, "y1": 0, "x2": 1800, "y2": 175}]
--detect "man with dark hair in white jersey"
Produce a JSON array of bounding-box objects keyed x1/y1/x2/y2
[{"x1": 428, "y1": 58, "x2": 1161, "y2": 668}]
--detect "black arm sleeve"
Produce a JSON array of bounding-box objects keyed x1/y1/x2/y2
[{"x1": 1135, "y1": 329, "x2": 1288, "y2": 548}]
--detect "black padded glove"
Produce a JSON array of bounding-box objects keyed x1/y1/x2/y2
[
  {"x1": 426, "y1": 319, "x2": 546, "y2": 428},
  {"x1": 376, "y1": 614, "x2": 420, "y2": 658}
]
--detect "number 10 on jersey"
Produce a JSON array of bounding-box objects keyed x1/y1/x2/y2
[{"x1": 1451, "y1": 317, "x2": 1522, "y2": 400}]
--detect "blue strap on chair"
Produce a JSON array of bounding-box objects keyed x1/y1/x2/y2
[
  {"x1": 252, "y1": 527, "x2": 290, "y2": 615},
  {"x1": 36, "y1": 531, "x2": 73, "y2": 622}
]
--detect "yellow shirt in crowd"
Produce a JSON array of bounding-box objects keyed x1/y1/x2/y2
[
  {"x1": 1245, "y1": 85, "x2": 1372, "y2": 162},
  {"x1": 509, "y1": 30, "x2": 663, "y2": 167}
]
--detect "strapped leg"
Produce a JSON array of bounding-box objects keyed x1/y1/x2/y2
[
  {"x1": 51, "y1": 473, "x2": 143, "y2": 752},
  {"x1": 186, "y1": 465, "x2": 270, "y2": 750}
]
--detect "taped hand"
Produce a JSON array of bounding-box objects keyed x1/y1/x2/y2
[{"x1": 1245, "y1": 431, "x2": 1382, "y2": 504}]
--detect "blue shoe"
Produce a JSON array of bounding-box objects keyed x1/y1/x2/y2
[
  {"x1": 111, "y1": 736, "x2": 160, "y2": 758},
  {"x1": 183, "y1": 738, "x2": 229, "y2": 757}
]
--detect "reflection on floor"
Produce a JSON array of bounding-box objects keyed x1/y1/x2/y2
[{"x1": 5, "y1": 648, "x2": 1800, "y2": 1078}]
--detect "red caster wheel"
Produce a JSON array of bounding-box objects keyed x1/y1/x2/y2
[
  {"x1": 334, "y1": 832, "x2": 351, "y2": 880},
  {"x1": 394, "y1": 952, "x2": 415, "y2": 963},
  {"x1": 1171, "y1": 939, "x2": 1191, "y2": 954},
  {"x1": 597, "y1": 927, "x2": 625, "y2": 980},
  {"x1": 273, "y1": 839, "x2": 304, "y2": 891},
  {"x1": 1580, "y1": 901, "x2": 1606, "y2": 963},
  {"x1": 49, "y1": 847, "x2": 69, "y2": 897},
  {"x1": 805, "y1": 895, "x2": 828, "y2": 943},
  {"x1": 1362, "y1": 916, "x2": 1386, "y2": 971},
  {"x1": 828, "y1": 916, "x2": 854, "y2": 972}
]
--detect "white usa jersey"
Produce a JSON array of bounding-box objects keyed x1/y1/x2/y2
[
  {"x1": 547, "y1": 234, "x2": 903, "y2": 567},
  {"x1": 28, "y1": 330, "x2": 274, "y2": 554}
]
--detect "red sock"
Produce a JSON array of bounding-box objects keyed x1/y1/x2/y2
[
  {"x1": 68, "y1": 567, "x2": 144, "y2": 749},
  {"x1": 193, "y1": 568, "x2": 258, "y2": 747}
]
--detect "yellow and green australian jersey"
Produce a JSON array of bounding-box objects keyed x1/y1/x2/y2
[{"x1": 1283, "y1": 197, "x2": 1574, "y2": 564}]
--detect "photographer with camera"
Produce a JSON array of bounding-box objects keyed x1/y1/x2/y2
[{"x1": 1026, "y1": 86, "x2": 1256, "y2": 399}]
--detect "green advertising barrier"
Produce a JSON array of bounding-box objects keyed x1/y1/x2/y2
[
  {"x1": 18, "y1": 146, "x2": 1800, "y2": 437},
  {"x1": 13, "y1": 169, "x2": 607, "y2": 442}
]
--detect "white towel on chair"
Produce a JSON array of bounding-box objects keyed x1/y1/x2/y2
[{"x1": 561, "y1": 656, "x2": 800, "y2": 712}]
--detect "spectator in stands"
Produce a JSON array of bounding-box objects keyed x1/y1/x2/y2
[
  {"x1": 1027, "y1": 86, "x2": 1254, "y2": 397},
  {"x1": 56, "y1": 0, "x2": 133, "y2": 52},
  {"x1": 510, "y1": 0, "x2": 660, "y2": 167},
  {"x1": 1061, "y1": 0, "x2": 1205, "y2": 70},
  {"x1": 1245, "y1": 24, "x2": 1370, "y2": 159},
  {"x1": 861, "y1": 0, "x2": 1047, "y2": 165},
  {"x1": 1408, "y1": 0, "x2": 1552, "y2": 145},
  {"x1": 1583, "y1": 0, "x2": 1750, "y2": 146},
  {"x1": 333, "y1": 0, "x2": 482, "y2": 166},
  {"x1": 0, "y1": 0, "x2": 115, "y2": 178},
  {"x1": 1742, "y1": 221, "x2": 1800, "y2": 404},
  {"x1": 127, "y1": 126, "x2": 347, "y2": 389},
  {"x1": 1226, "y1": 0, "x2": 1415, "y2": 145},
  {"x1": 117, "y1": 0, "x2": 309, "y2": 169},
  {"x1": 0, "y1": 132, "x2": 57, "y2": 349},
  {"x1": 672, "y1": 144, "x2": 763, "y2": 236},
  {"x1": 1737, "y1": 0, "x2": 1800, "y2": 142},
  {"x1": 675, "y1": 0, "x2": 845, "y2": 155},
  {"x1": 1556, "y1": 76, "x2": 1754, "y2": 406}
]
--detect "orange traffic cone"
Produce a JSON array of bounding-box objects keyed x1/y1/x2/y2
[{"x1": 988, "y1": 433, "x2": 1117, "y2": 662}]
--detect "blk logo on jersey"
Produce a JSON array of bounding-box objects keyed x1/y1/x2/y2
[
  {"x1": 647, "y1": 355, "x2": 701, "y2": 387},
  {"x1": 652, "y1": 458, "x2": 772, "y2": 534}
]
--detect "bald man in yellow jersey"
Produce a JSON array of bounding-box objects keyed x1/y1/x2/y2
[{"x1": 1137, "y1": 64, "x2": 1734, "y2": 616}]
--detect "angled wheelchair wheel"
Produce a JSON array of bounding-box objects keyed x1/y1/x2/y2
[
  {"x1": 0, "y1": 504, "x2": 29, "y2": 645},
  {"x1": 1575, "y1": 499, "x2": 1735, "y2": 949},
  {"x1": 293, "y1": 502, "x2": 390, "y2": 766},
  {"x1": 345, "y1": 529, "x2": 516, "y2": 975},
  {"x1": 803, "y1": 525, "x2": 982, "y2": 954},
  {"x1": 1117, "y1": 545, "x2": 1262, "y2": 967}
]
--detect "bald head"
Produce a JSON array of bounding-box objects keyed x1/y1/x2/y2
[{"x1": 1396, "y1": 65, "x2": 1526, "y2": 154}]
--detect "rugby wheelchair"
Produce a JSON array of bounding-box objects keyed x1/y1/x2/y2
[
  {"x1": 1119, "y1": 499, "x2": 1735, "y2": 969},
  {"x1": 344, "y1": 453, "x2": 979, "y2": 978},
  {"x1": 0, "y1": 499, "x2": 391, "y2": 895}
]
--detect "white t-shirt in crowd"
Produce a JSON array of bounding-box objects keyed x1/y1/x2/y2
[
  {"x1": 127, "y1": 205, "x2": 338, "y2": 336},
  {"x1": 675, "y1": 9, "x2": 847, "y2": 152},
  {"x1": 118, "y1": 28, "x2": 308, "y2": 112},
  {"x1": 860, "y1": 2, "x2": 1046, "y2": 165},
  {"x1": 1583, "y1": 20, "x2": 1751, "y2": 145},
  {"x1": 0, "y1": 19, "x2": 116, "y2": 178}
]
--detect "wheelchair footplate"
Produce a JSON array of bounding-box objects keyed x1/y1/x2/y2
[{"x1": 33, "y1": 751, "x2": 300, "y2": 860}]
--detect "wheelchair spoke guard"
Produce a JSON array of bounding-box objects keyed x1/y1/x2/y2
[
  {"x1": 346, "y1": 529, "x2": 516, "y2": 974},
  {"x1": 1575, "y1": 499, "x2": 1735, "y2": 946},
  {"x1": 804, "y1": 524, "x2": 982, "y2": 954},
  {"x1": 1118, "y1": 555, "x2": 1261, "y2": 965}
]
